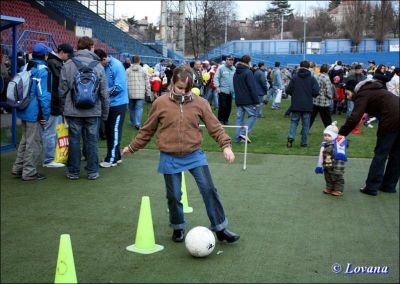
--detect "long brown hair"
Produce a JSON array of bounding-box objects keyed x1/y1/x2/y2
[{"x1": 171, "y1": 67, "x2": 193, "y2": 93}]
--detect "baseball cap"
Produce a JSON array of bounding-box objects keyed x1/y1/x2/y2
[
  {"x1": 57, "y1": 43, "x2": 74, "y2": 54},
  {"x1": 368, "y1": 60, "x2": 376, "y2": 64},
  {"x1": 32, "y1": 43, "x2": 52, "y2": 55},
  {"x1": 226, "y1": 55, "x2": 234, "y2": 60},
  {"x1": 354, "y1": 64, "x2": 362, "y2": 70}
]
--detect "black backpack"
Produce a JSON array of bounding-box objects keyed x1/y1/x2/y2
[{"x1": 71, "y1": 58, "x2": 100, "y2": 109}]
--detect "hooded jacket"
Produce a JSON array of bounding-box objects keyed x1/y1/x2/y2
[
  {"x1": 286, "y1": 67, "x2": 320, "y2": 112},
  {"x1": 339, "y1": 79, "x2": 400, "y2": 136},
  {"x1": 233, "y1": 62, "x2": 261, "y2": 106},
  {"x1": 59, "y1": 49, "x2": 109, "y2": 120},
  {"x1": 104, "y1": 56, "x2": 129, "y2": 107},
  {"x1": 17, "y1": 59, "x2": 51, "y2": 122}
]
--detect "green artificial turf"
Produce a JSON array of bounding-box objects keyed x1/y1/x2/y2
[{"x1": 1, "y1": 149, "x2": 398, "y2": 283}]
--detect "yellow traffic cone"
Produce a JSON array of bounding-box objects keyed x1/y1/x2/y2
[
  {"x1": 54, "y1": 234, "x2": 77, "y2": 284},
  {"x1": 181, "y1": 172, "x2": 193, "y2": 213},
  {"x1": 126, "y1": 196, "x2": 164, "y2": 254}
]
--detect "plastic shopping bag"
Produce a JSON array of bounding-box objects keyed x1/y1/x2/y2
[{"x1": 54, "y1": 119, "x2": 69, "y2": 164}]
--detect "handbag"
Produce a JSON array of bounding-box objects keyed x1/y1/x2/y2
[{"x1": 54, "y1": 118, "x2": 69, "y2": 164}]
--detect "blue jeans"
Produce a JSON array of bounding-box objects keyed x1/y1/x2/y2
[
  {"x1": 365, "y1": 130, "x2": 400, "y2": 193},
  {"x1": 205, "y1": 88, "x2": 218, "y2": 110},
  {"x1": 288, "y1": 111, "x2": 311, "y2": 145},
  {"x1": 128, "y1": 99, "x2": 145, "y2": 128},
  {"x1": 41, "y1": 115, "x2": 58, "y2": 164},
  {"x1": 211, "y1": 89, "x2": 219, "y2": 109},
  {"x1": 346, "y1": 101, "x2": 354, "y2": 118},
  {"x1": 163, "y1": 166, "x2": 228, "y2": 232},
  {"x1": 257, "y1": 96, "x2": 264, "y2": 116},
  {"x1": 66, "y1": 117, "x2": 100, "y2": 177},
  {"x1": 234, "y1": 105, "x2": 258, "y2": 142}
]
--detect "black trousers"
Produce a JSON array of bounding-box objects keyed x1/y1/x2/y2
[
  {"x1": 104, "y1": 104, "x2": 127, "y2": 163},
  {"x1": 217, "y1": 92, "x2": 232, "y2": 125},
  {"x1": 310, "y1": 105, "x2": 332, "y2": 129},
  {"x1": 366, "y1": 131, "x2": 400, "y2": 193}
]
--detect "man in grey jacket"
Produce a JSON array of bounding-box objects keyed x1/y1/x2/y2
[
  {"x1": 58, "y1": 36, "x2": 109, "y2": 180},
  {"x1": 213, "y1": 55, "x2": 235, "y2": 125}
]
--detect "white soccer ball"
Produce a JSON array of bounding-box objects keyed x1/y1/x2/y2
[{"x1": 185, "y1": 226, "x2": 215, "y2": 257}]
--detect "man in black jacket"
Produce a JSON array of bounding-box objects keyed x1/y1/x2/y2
[
  {"x1": 165, "y1": 59, "x2": 176, "y2": 86},
  {"x1": 233, "y1": 55, "x2": 261, "y2": 143},
  {"x1": 41, "y1": 43, "x2": 73, "y2": 168},
  {"x1": 285, "y1": 60, "x2": 320, "y2": 147},
  {"x1": 340, "y1": 79, "x2": 399, "y2": 196}
]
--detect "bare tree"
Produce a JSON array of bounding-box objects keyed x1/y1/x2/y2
[
  {"x1": 374, "y1": 0, "x2": 395, "y2": 51},
  {"x1": 391, "y1": 1, "x2": 400, "y2": 37},
  {"x1": 341, "y1": 0, "x2": 370, "y2": 52},
  {"x1": 185, "y1": 0, "x2": 235, "y2": 58},
  {"x1": 288, "y1": 13, "x2": 306, "y2": 40}
]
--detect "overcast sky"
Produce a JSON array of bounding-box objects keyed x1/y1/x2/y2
[{"x1": 113, "y1": 1, "x2": 328, "y2": 24}]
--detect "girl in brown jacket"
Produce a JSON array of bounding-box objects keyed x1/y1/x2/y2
[{"x1": 122, "y1": 67, "x2": 240, "y2": 243}]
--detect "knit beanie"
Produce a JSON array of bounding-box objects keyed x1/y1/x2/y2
[{"x1": 324, "y1": 121, "x2": 339, "y2": 140}]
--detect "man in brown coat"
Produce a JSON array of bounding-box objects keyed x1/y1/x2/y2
[{"x1": 339, "y1": 78, "x2": 400, "y2": 196}]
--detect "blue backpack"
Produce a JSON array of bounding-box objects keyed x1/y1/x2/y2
[{"x1": 71, "y1": 58, "x2": 100, "y2": 109}]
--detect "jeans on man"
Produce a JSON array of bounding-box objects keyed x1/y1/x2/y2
[
  {"x1": 205, "y1": 88, "x2": 219, "y2": 110},
  {"x1": 217, "y1": 92, "x2": 232, "y2": 125},
  {"x1": 257, "y1": 95, "x2": 264, "y2": 117},
  {"x1": 12, "y1": 121, "x2": 42, "y2": 178},
  {"x1": 211, "y1": 89, "x2": 219, "y2": 110},
  {"x1": 104, "y1": 104, "x2": 126, "y2": 163},
  {"x1": 234, "y1": 105, "x2": 258, "y2": 142},
  {"x1": 288, "y1": 111, "x2": 311, "y2": 145},
  {"x1": 163, "y1": 165, "x2": 228, "y2": 232},
  {"x1": 66, "y1": 116, "x2": 100, "y2": 178},
  {"x1": 346, "y1": 101, "x2": 354, "y2": 118},
  {"x1": 41, "y1": 115, "x2": 58, "y2": 164},
  {"x1": 365, "y1": 130, "x2": 400, "y2": 193},
  {"x1": 128, "y1": 99, "x2": 145, "y2": 128}
]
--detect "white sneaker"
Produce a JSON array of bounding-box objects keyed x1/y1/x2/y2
[
  {"x1": 99, "y1": 161, "x2": 117, "y2": 168},
  {"x1": 116, "y1": 159, "x2": 123, "y2": 164},
  {"x1": 43, "y1": 161, "x2": 65, "y2": 168}
]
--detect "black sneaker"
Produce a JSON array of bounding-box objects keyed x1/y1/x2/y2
[
  {"x1": 360, "y1": 187, "x2": 377, "y2": 196},
  {"x1": 287, "y1": 139, "x2": 293, "y2": 148},
  {"x1": 22, "y1": 173, "x2": 46, "y2": 181},
  {"x1": 216, "y1": 228, "x2": 240, "y2": 243},
  {"x1": 11, "y1": 171, "x2": 22, "y2": 178},
  {"x1": 172, "y1": 229, "x2": 185, "y2": 242},
  {"x1": 239, "y1": 134, "x2": 252, "y2": 143}
]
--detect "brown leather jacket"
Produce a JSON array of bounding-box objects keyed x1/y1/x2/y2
[{"x1": 128, "y1": 93, "x2": 231, "y2": 156}]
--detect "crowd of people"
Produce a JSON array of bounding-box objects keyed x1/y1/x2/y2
[{"x1": 1, "y1": 38, "x2": 399, "y2": 215}]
